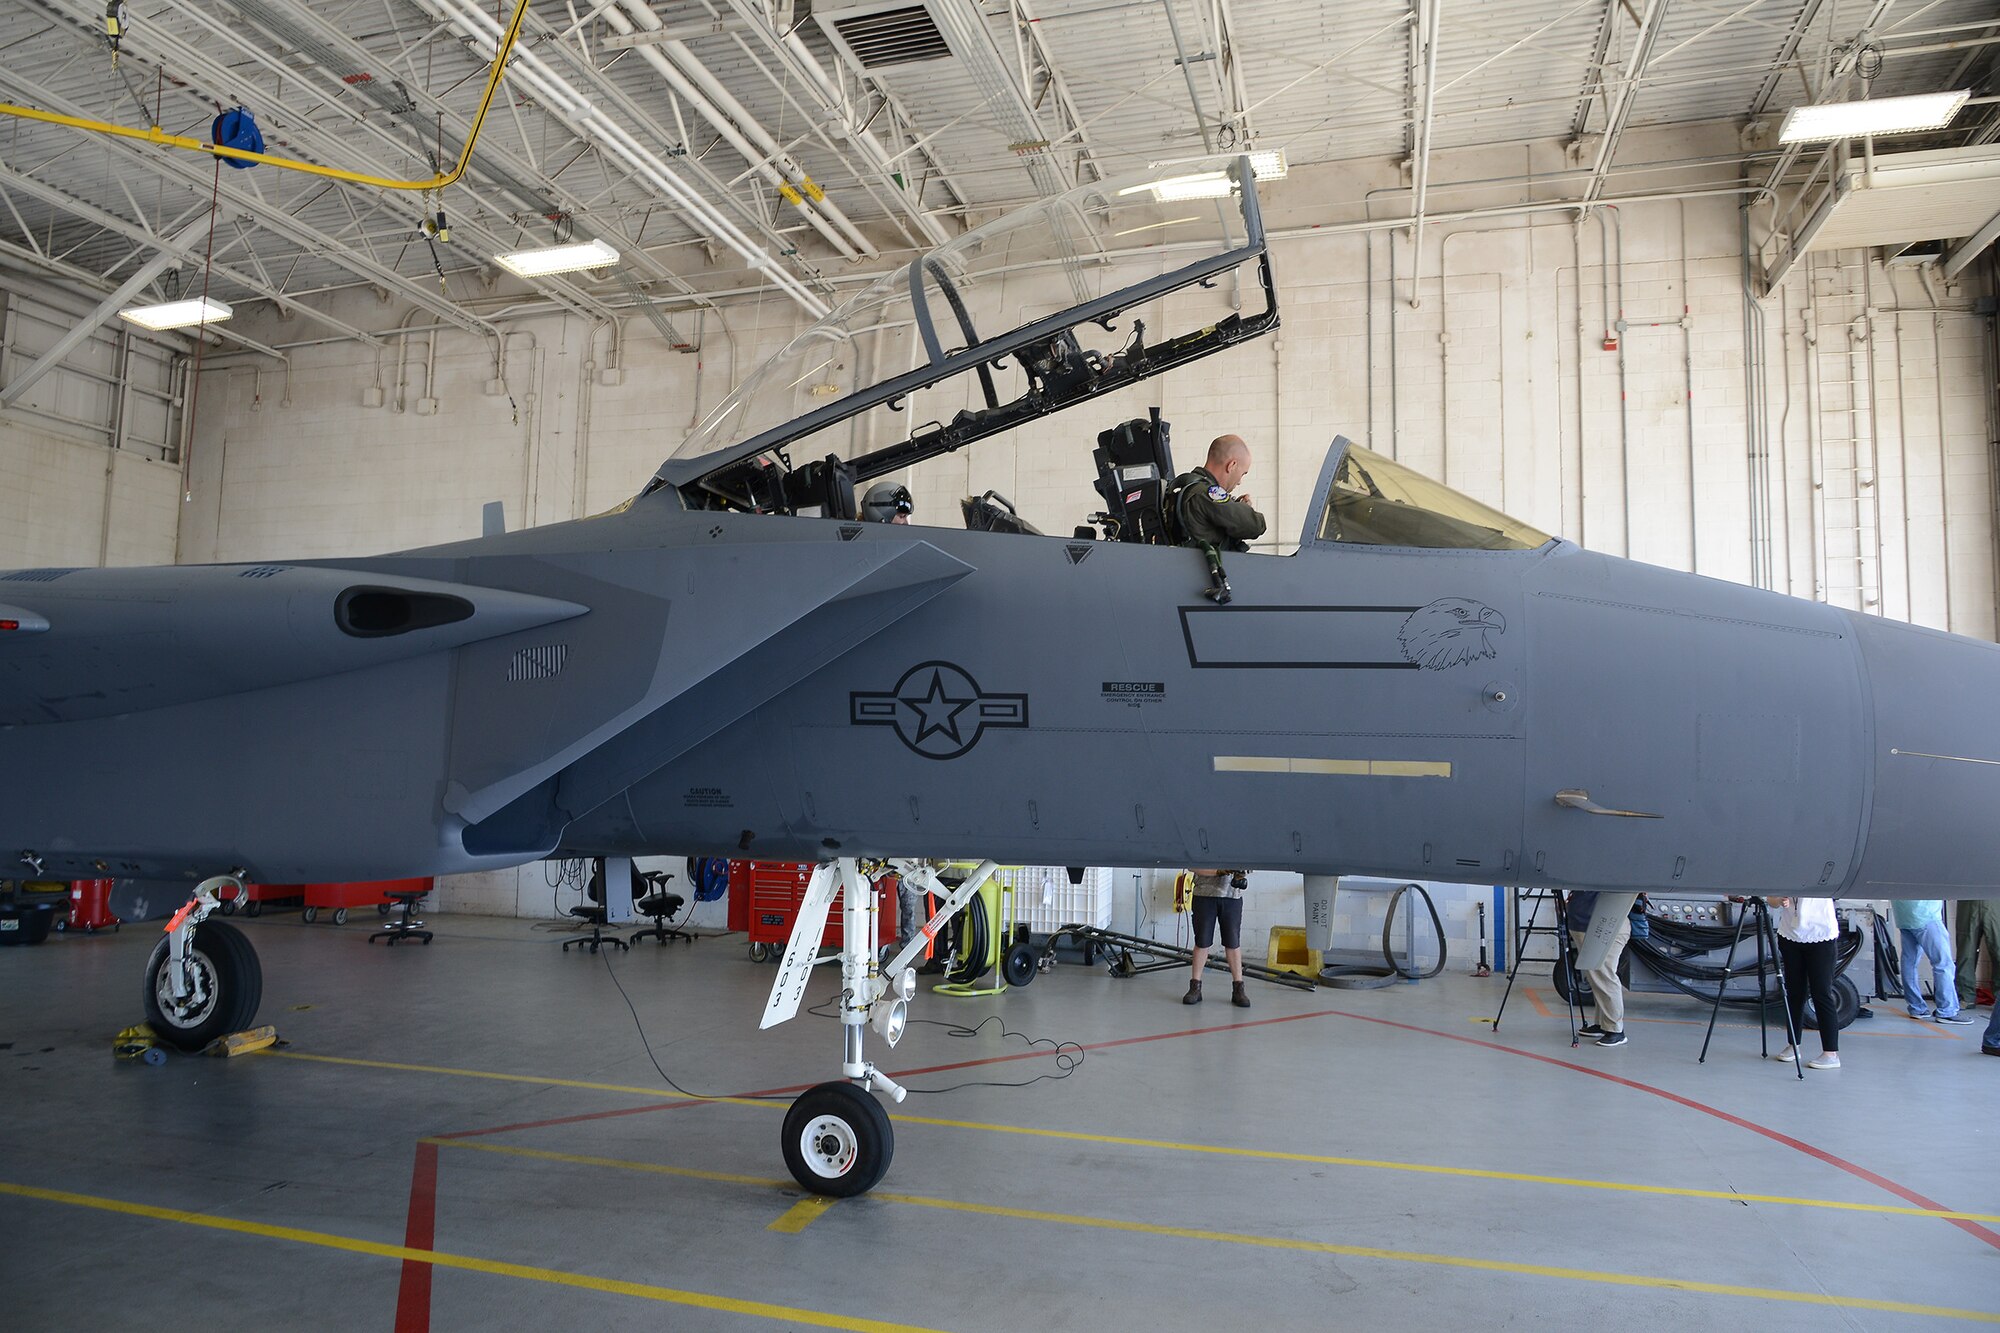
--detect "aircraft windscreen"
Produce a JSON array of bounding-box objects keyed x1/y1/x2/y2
[
  {"x1": 660, "y1": 157, "x2": 1259, "y2": 494},
  {"x1": 1318, "y1": 445, "x2": 1551, "y2": 551}
]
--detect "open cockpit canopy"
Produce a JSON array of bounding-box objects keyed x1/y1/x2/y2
[{"x1": 649, "y1": 156, "x2": 1274, "y2": 515}]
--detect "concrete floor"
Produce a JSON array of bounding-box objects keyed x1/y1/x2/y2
[{"x1": 2, "y1": 911, "x2": 1995, "y2": 1331}]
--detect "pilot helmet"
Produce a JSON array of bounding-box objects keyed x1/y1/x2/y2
[{"x1": 862, "y1": 481, "x2": 914, "y2": 523}]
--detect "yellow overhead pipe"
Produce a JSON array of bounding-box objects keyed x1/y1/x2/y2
[{"x1": 0, "y1": 0, "x2": 529, "y2": 192}]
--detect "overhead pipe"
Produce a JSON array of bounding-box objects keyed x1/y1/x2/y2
[
  {"x1": 1405, "y1": 0, "x2": 1443, "y2": 306},
  {"x1": 597, "y1": 0, "x2": 875, "y2": 260},
  {"x1": 417, "y1": 0, "x2": 828, "y2": 316},
  {"x1": 769, "y1": 20, "x2": 955, "y2": 248},
  {"x1": 0, "y1": 0, "x2": 529, "y2": 191},
  {"x1": 1921, "y1": 265, "x2": 1955, "y2": 633},
  {"x1": 0, "y1": 212, "x2": 215, "y2": 408}
]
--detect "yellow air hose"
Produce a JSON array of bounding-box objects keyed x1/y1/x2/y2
[{"x1": 0, "y1": 0, "x2": 529, "y2": 192}]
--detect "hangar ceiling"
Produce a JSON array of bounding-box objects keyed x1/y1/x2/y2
[{"x1": 0, "y1": 0, "x2": 1994, "y2": 339}]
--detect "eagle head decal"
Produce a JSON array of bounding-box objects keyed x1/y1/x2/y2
[{"x1": 1399, "y1": 598, "x2": 1506, "y2": 670}]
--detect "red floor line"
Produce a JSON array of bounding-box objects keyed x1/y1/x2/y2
[
  {"x1": 408, "y1": 1001, "x2": 1997, "y2": 1282},
  {"x1": 1320, "y1": 1007, "x2": 2000, "y2": 1253},
  {"x1": 430, "y1": 1010, "x2": 1338, "y2": 1140},
  {"x1": 392, "y1": 1139, "x2": 438, "y2": 1333}
]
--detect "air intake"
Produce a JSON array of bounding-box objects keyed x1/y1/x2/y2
[
  {"x1": 334, "y1": 586, "x2": 475, "y2": 638},
  {"x1": 816, "y1": 1, "x2": 951, "y2": 70}
]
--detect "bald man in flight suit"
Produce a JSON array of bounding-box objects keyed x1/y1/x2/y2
[{"x1": 1173, "y1": 433, "x2": 1267, "y2": 553}]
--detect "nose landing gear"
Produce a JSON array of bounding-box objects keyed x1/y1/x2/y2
[{"x1": 142, "y1": 874, "x2": 263, "y2": 1051}]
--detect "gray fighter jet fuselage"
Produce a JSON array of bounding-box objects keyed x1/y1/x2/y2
[{"x1": 4, "y1": 466, "x2": 1996, "y2": 903}]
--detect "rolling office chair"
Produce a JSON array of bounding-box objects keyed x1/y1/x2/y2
[
  {"x1": 369, "y1": 886, "x2": 433, "y2": 945},
  {"x1": 630, "y1": 870, "x2": 694, "y2": 946},
  {"x1": 560, "y1": 860, "x2": 630, "y2": 954}
]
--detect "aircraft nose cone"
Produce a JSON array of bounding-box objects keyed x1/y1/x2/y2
[{"x1": 1847, "y1": 613, "x2": 2000, "y2": 895}]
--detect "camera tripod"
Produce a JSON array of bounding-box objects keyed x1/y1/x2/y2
[
  {"x1": 1492, "y1": 888, "x2": 1590, "y2": 1044},
  {"x1": 1697, "y1": 895, "x2": 1802, "y2": 1078}
]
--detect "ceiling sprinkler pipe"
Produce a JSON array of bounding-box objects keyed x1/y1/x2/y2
[
  {"x1": 596, "y1": 0, "x2": 869, "y2": 261},
  {"x1": 776, "y1": 29, "x2": 955, "y2": 249},
  {"x1": 419, "y1": 0, "x2": 827, "y2": 316},
  {"x1": 608, "y1": 0, "x2": 878, "y2": 259}
]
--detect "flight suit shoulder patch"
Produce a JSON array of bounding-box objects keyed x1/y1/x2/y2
[{"x1": 1206, "y1": 485, "x2": 1230, "y2": 500}]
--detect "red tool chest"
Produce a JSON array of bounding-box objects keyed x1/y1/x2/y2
[{"x1": 729, "y1": 860, "x2": 891, "y2": 956}]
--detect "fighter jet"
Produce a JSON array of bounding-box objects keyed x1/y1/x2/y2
[{"x1": 4, "y1": 156, "x2": 1997, "y2": 1195}]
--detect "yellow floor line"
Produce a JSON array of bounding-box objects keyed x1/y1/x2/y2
[
  {"x1": 864, "y1": 1191, "x2": 2000, "y2": 1322},
  {"x1": 769, "y1": 1196, "x2": 838, "y2": 1234},
  {"x1": 432, "y1": 1139, "x2": 787, "y2": 1190},
  {"x1": 258, "y1": 1049, "x2": 776, "y2": 1108},
  {"x1": 878, "y1": 1114, "x2": 2000, "y2": 1224},
  {"x1": 265, "y1": 1048, "x2": 1999, "y2": 1224},
  {"x1": 0, "y1": 1180, "x2": 942, "y2": 1332},
  {"x1": 408, "y1": 1148, "x2": 1996, "y2": 1322}
]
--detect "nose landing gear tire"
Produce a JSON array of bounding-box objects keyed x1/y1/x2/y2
[
  {"x1": 142, "y1": 920, "x2": 263, "y2": 1052},
  {"x1": 781, "y1": 1081, "x2": 893, "y2": 1197}
]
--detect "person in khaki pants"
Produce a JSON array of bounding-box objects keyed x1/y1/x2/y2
[{"x1": 1563, "y1": 891, "x2": 1632, "y2": 1047}]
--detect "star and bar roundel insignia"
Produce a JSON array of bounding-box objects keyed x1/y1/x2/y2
[{"x1": 849, "y1": 661, "x2": 1030, "y2": 760}]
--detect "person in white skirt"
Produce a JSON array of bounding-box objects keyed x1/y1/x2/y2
[{"x1": 1770, "y1": 896, "x2": 1843, "y2": 1069}]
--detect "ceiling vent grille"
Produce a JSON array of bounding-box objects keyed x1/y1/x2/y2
[{"x1": 816, "y1": 2, "x2": 952, "y2": 71}]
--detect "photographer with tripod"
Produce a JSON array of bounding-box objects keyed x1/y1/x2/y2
[{"x1": 1771, "y1": 896, "x2": 1845, "y2": 1070}]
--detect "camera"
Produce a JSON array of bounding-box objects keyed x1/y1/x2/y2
[{"x1": 1229, "y1": 871, "x2": 1247, "y2": 890}]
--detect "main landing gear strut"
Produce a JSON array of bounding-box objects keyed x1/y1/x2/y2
[{"x1": 760, "y1": 857, "x2": 999, "y2": 1196}]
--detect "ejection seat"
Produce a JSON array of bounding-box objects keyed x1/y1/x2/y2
[{"x1": 1088, "y1": 410, "x2": 1176, "y2": 544}]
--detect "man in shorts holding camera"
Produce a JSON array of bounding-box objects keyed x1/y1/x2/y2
[{"x1": 1184, "y1": 869, "x2": 1251, "y2": 1008}]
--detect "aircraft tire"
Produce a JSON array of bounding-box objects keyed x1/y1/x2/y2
[
  {"x1": 1002, "y1": 941, "x2": 1038, "y2": 988},
  {"x1": 1801, "y1": 973, "x2": 1861, "y2": 1031},
  {"x1": 782, "y1": 1082, "x2": 893, "y2": 1197},
  {"x1": 143, "y1": 920, "x2": 264, "y2": 1052}
]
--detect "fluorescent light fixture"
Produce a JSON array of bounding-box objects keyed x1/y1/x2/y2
[
  {"x1": 1113, "y1": 215, "x2": 1200, "y2": 238},
  {"x1": 118, "y1": 297, "x2": 232, "y2": 331},
  {"x1": 1247, "y1": 149, "x2": 1287, "y2": 181},
  {"x1": 495, "y1": 237, "x2": 619, "y2": 277},
  {"x1": 1150, "y1": 171, "x2": 1234, "y2": 202},
  {"x1": 1119, "y1": 152, "x2": 1289, "y2": 204},
  {"x1": 1778, "y1": 90, "x2": 1970, "y2": 143}
]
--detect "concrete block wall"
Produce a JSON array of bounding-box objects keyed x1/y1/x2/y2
[
  {"x1": 1090, "y1": 866, "x2": 1492, "y2": 967},
  {"x1": 0, "y1": 274, "x2": 186, "y2": 570}
]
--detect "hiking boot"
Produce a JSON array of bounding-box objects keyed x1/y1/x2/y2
[
  {"x1": 1181, "y1": 980, "x2": 1203, "y2": 1005},
  {"x1": 1231, "y1": 981, "x2": 1251, "y2": 1009}
]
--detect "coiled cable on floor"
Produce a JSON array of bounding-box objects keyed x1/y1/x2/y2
[{"x1": 1318, "y1": 882, "x2": 1447, "y2": 989}]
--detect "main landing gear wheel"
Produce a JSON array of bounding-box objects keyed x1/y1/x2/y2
[
  {"x1": 781, "y1": 1081, "x2": 893, "y2": 1197},
  {"x1": 142, "y1": 920, "x2": 263, "y2": 1052}
]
